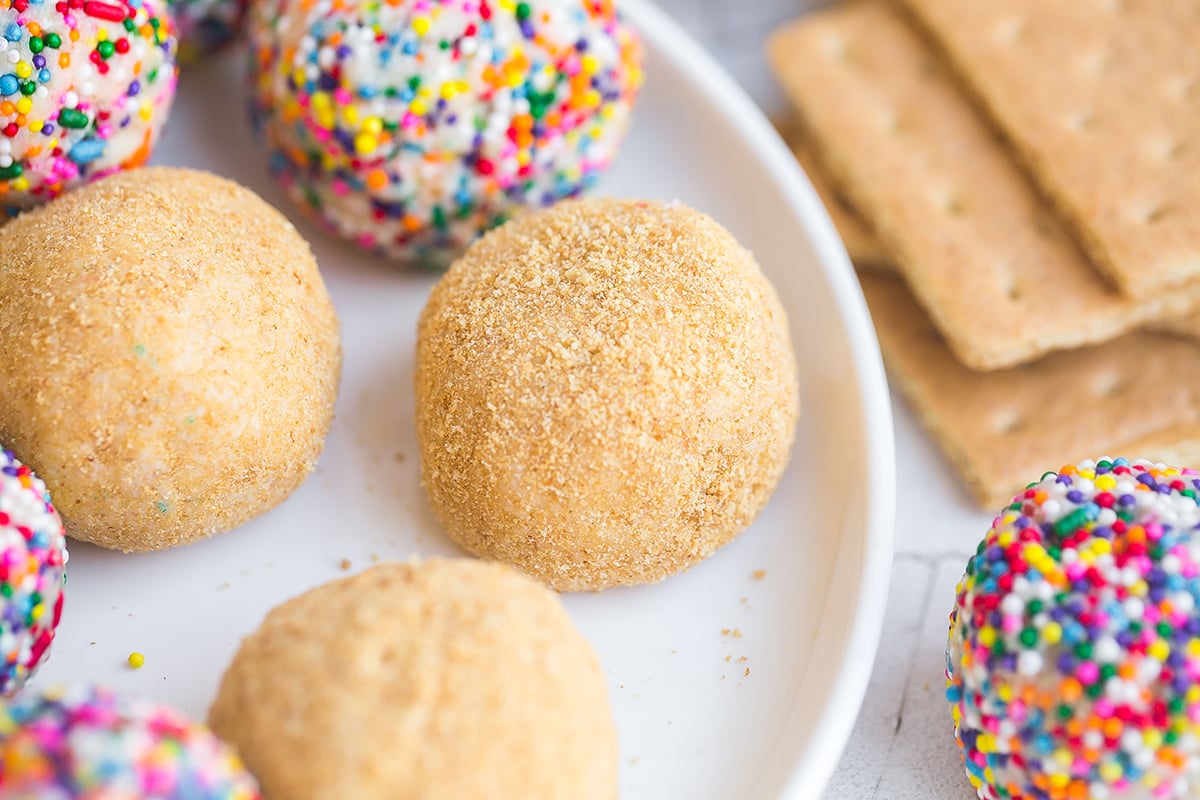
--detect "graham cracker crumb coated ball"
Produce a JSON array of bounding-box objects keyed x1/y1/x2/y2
[
  {"x1": 0, "y1": 167, "x2": 341, "y2": 551},
  {"x1": 208, "y1": 559, "x2": 617, "y2": 800},
  {"x1": 416, "y1": 198, "x2": 799, "y2": 591}
]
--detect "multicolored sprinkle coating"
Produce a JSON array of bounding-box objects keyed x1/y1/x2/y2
[
  {"x1": 947, "y1": 458, "x2": 1200, "y2": 800},
  {"x1": 0, "y1": 0, "x2": 177, "y2": 217},
  {"x1": 168, "y1": 0, "x2": 245, "y2": 60},
  {"x1": 0, "y1": 685, "x2": 262, "y2": 798},
  {"x1": 248, "y1": 0, "x2": 643, "y2": 265},
  {"x1": 0, "y1": 448, "x2": 65, "y2": 696}
]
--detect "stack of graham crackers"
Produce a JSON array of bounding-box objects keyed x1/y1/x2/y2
[{"x1": 767, "y1": 0, "x2": 1200, "y2": 509}]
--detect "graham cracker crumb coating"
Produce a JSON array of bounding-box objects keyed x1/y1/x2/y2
[
  {"x1": 208, "y1": 559, "x2": 617, "y2": 800},
  {"x1": 415, "y1": 198, "x2": 799, "y2": 592},
  {"x1": 0, "y1": 166, "x2": 342, "y2": 551}
]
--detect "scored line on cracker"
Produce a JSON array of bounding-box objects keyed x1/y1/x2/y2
[{"x1": 766, "y1": 0, "x2": 1200, "y2": 371}]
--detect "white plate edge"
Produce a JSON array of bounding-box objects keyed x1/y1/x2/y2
[{"x1": 619, "y1": 2, "x2": 898, "y2": 796}]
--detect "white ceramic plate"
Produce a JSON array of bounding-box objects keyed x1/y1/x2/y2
[{"x1": 34, "y1": 2, "x2": 895, "y2": 798}]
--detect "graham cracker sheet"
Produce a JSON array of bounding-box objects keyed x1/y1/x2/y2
[
  {"x1": 863, "y1": 273, "x2": 1200, "y2": 510},
  {"x1": 900, "y1": 0, "x2": 1200, "y2": 300},
  {"x1": 766, "y1": 0, "x2": 1200, "y2": 371},
  {"x1": 776, "y1": 118, "x2": 889, "y2": 271}
]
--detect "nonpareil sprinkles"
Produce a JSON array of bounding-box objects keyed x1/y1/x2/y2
[
  {"x1": 947, "y1": 457, "x2": 1200, "y2": 799},
  {"x1": 0, "y1": 685, "x2": 262, "y2": 797},
  {"x1": 0, "y1": 0, "x2": 177, "y2": 216},
  {"x1": 248, "y1": 0, "x2": 643, "y2": 265},
  {"x1": 0, "y1": 447, "x2": 66, "y2": 696}
]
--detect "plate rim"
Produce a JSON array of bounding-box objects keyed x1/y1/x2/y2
[{"x1": 620, "y1": 2, "x2": 898, "y2": 796}]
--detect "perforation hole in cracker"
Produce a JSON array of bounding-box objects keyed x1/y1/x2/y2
[
  {"x1": 1064, "y1": 110, "x2": 1096, "y2": 133},
  {"x1": 1076, "y1": 49, "x2": 1114, "y2": 78},
  {"x1": 1092, "y1": 372, "x2": 1129, "y2": 399},
  {"x1": 992, "y1": 18, "x2": 1028, "y2": 45},
  {"x1": 992, "y1": 409, "x2": 1024, "y2": 436}
]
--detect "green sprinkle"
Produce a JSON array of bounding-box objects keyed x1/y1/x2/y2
[
  {"x1": 131, "y1": 343, "x2": 146, "y2": 357},
  {"x1": 515, "y1": 1, "x2": 531, "y2": 20},
  {"x1": 0, "y1": 163, "x2": 23, "y2": 180},
  {"x1": 44, "y1": 32, "x2": 62, "y2": 48},
  {"x1": 1053, "y1": 504, "x2": 1099, "y2": 536},
  {"x1": 1027, "y1": 599, "x2": 1044, "y2": 615},
  {"x1": 97, "y1": 40, "x2": 115, "y2": 59},
  {"x1": 1085, "y1": 682, "x2": 1103, "y2": 699},
  {"x1": 19, "y1": 81, "x2": 36, "y2": 96},
  {"x1": 1074, "y1": 642, "x2": 1093, "y2": 660},
  {"x1": 184, "y1": 414, "x2": 196, "y2": 425},
  {"x1": 28, "y1": 36, "x2": 43, "y2": 53},
  {"x1": 1157, "y1": 622, "x2": 1174, "y2": 638},
  {"x1": 1018, "y1": 628, "x2": 1038, "y2": 648},
  {"x1": 154, "y1": 500, "x2": 169, "y2": 514},
  {"x1": 1040, "y1": 471, "x2": 1057, "y2": 481},
  {"x1": 57, "y1": 108, "x2": 89, "y2": 129},
  {"x1": 1056, "y1": 704, "x2": 1073, "y2": 721},
  {"x1": 0, "y1": 583, "x2": 11, "y2": 598}
]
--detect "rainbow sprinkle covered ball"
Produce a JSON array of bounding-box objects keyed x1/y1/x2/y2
[
  {"x1": 0, "y1": 448, "x2": 66, "y2": 696},
  {"x1": 247, "y1": 0, "x2": 643, "y2": 265},
  {"x1": 0, "y1": 0, "x2": 178, "y2": 218},
  {"x1": 947, "y1": 458, "x2": 1200, "y2": 800},
  {"x1": 0, "y1": 685, "x2": 262, "y2": 797}
]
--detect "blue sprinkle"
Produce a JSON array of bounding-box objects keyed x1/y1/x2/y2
[
  {"x1": 0, "y1": 75, "x2": 17, "y2": 96},
  {"x1": 3, "y1": 24, "x2": 21, "y2": 43},
  {"x1": 67, "y1": 139, "x2": 106, "y2": 164}
]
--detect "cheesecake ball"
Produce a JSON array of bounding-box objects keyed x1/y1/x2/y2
[
  {"x1": 416, "y1": 198, "x2": 799, "y2": 591},
  {"x1": 0, "y1": 0, "x2": 177, "y2": 218},
  {"x1": 0, "y1": 167, "x2": 341, "y2": 551},
  {"x1": 247, "y1": 0, "x2": 643, "y2": 265},
  {"x1": 1, "y1": 684, "x2": 261, "y2": 798},
  {"x1": 947, "y1": 458, "x2": 1200, "y2": 800},
  {"x1": 209, "y1": 560, "x2": 617, "y2": 800},
  {"x1": 0, "y1": 449, "x2": 66, "y2": 695}
]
